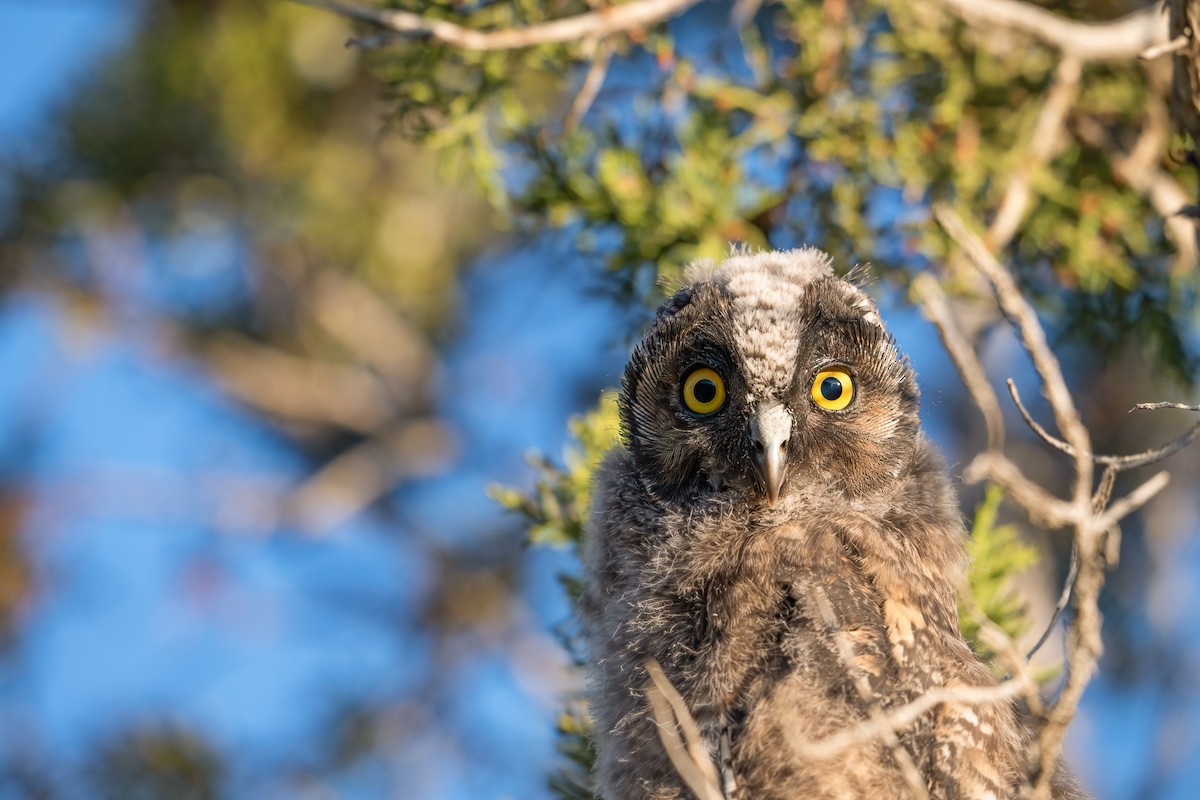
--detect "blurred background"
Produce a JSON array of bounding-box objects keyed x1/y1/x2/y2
[{"x1": 0, "y1": 1, "x2": 1198, "y2": 798}]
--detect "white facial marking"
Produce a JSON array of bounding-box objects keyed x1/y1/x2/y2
[{"x1": 705, "y1": 248, "x2": 834, "y2": 398}]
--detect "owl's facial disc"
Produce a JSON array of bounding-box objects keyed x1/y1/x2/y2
[{"x1": 750, "y1": 402, "x2": 791, "y2": 506}]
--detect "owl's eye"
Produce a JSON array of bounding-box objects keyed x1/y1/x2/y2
[
  {"x1": 682, "y1": 367, "x2": 726, "y2": 415},
  {"x1": 811, "y1": 368, "x2": 854, "y2": 411}
]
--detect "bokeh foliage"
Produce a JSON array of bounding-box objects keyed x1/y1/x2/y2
[
  {"x1": 489, "y1": 392, "x2": 620, "y2": 552},
  {"x1": 371, "y1": 0, "x2": 1198, "y2": 379},
  {"x1": 960, "y1": 485, "x2": 1042, "y2": 663},
  {"x1": 2, "y1": 0, "x2": 501, "y2": 796}
]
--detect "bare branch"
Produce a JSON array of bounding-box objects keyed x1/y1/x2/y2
[
  {"x1": 961, "y1": 594, "x2": 1044, "y2": 714},
  {"x1": 912, "y1": 274, "x2": 1004, "y2": 450},
  {"x1": 283, "y1": 418, "x2": 453, "y2": 533},
  {"x1": 206, "y1": 335, "x2": 395, "y2": 434},
  {"x1": 934, "y1": 212, "x2": 1194, "y2": 797},
  {"x1": 308, "y1": 269, "x2": 434, "y2": 393},
  {"x1": 1005, "y1": 379, "x2": 1072, "y2": 460},
  {"x1": 643, "y1": 659, "x2": 726, "y2": 800},
  {"x1": 1024, "y1": 544, "x2": 1077, "y2": 662},
  {"x1": 1139, "y1": 33, "x2": 1190, "y2": 61},
  {"x1": 934, "y1": 205, "x2": 1094, "y2": 511},
  {"x1": 291, "y1": 0, "x2": 703, "y2": 51},
  {"x1": 565, "y1": 38, "x2": 614, "y2": 133},
  {"x1": 962, "y1": 453, "x2": 1076, "y2": 529},
  {"x1": 986, "y1": 58, "x2": 1081, "y2": 251},
  {"x1": 1010, "y1": 380, "x2": 1200, "y2": 471},
  {"x1": 1133, "y1": 401, "x2": 1200, "y2": 412},
  {"x1": 730, "y1": 0, "x2": 765, "y2": 29},
  {"x1": 789, "y1": 680, "x2": 1030, "y2": 763},
  {"x1": 1091, "y1": 471, "x2": 1170, "y2": 534},
  {"x1": 927, "y1": 0, "x2": 1167, "y2": 62}
]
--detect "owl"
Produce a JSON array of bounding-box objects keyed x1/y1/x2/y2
[{"x1": 581, "y1": 249, "x2": 1084, "y2": 800}]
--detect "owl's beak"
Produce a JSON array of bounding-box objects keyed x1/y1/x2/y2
[{"x1": 750, "y1": 403, "x2": 791, "y2": 506}]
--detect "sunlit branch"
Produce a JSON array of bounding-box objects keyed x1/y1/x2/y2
[
  {"x1": 986, "y1": 57, "x2": 1080, "y2": 251},
  {"x1": 927, "y1": 0, "x2": 1167, "y2": 62},
  {"x1": 291, "y1": 0, "x2": 702, "y2": 51},
  {"x1": 927, "y1": 204, "x2": 1199, "y2": 798},
  {"x1": 788, "y1": 679, "x2": 1031, "y2": 763},
  {"x1": 643, "y1": 659, "x2": 726, "y2": 800},
  {"x1": 565, "y1": 38, "x2": 614, "y2": 133},
  {"x1": 913, "y1": 274, "x2": 1005, "y2": 451},
  {"x1": 1133, "y1": 401, "x2": 1200, "y2": 412},
  {"x1": 283, "y1": 417, "x2": 453, "y2": 534},
  {"x1": 207, "y1": 335, "x2": 396, "y2": 434}
]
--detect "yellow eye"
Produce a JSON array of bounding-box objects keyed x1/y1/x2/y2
[
  {"x1": 682, "y1": 368, "x2": 726, "y2": 415},
  {"x1": 811, "y1": 368, "x2": 854, "y2": 411}
]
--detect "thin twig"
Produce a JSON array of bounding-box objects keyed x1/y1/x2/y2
[
  {"x1": 789, "y1": 680, "x2": 1031, "y2": 763},
  {"x1": 291, "y1": 0, "x2": 702, "y2": 51},
  {"x1": 934, "y1": 205, "x2": 1094, "y2": 513},
  {"x1": 1024, "y1": 546, "x2": 1076, "y2": 662},
  {"x1": 1006, "y1": 379, "x2": 1072, "y2": 459},
  {"x1": 730, "y1": 0, "x2": 765, "y2": 28},
  {"x1": 1010, "y1": 380, "x2": 1200, "y2": 471},
  {"x1": 962, "y1": 595, "x2": 1044, "y2": 715},
  {"x1": 643, "y1": 659, "x2": 726, "y2": 800},
  {"x1": 1091, "y1": 471, "x2": 1170, "y2": 534},
  {"x1": 913, "y1": 273, "x2": 1004, "y2": 450},
  {"x1": 1132, "y1": 401, "x2": 1200, "y2": 412},
  {"x1": 986, "y1": 57, "x2": 1081, "y2": 251},
  {"x1": 565, "y1": 38, "x2": 614, "y2": 133},
  {"x1": 1139, "y1": 34, "x2": 1190, "y2": 61}
]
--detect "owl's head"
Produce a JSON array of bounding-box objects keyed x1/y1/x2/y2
[{"x1": 620, "y1": 248, "x2": 920, "y2": 506}]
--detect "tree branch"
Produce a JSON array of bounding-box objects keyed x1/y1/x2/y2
[
  {"x1": 291, "y1": 0, "x2": 703, "y2": 51},
  {"x1": 1010, "y1": 380, "x2": 1200, "y2": 472},
  {"x1": 1073, "y1": 100, "x2": 1199, "y2": 271},
  {"x1": 643, "y1": 659, "x2": 726, "y2": 800},
  {"x1": 1133, "y1": 401, "x2": 1200, "y2": 411},
  {"x1": 925, "y1": 204, "x2": 1200, "y2": 798},
  {"x1": 284, "y1": 417, "x2": 453, "y2": 533},
  {"x1": 565, "y1": 37, "x2": 614, "y2": 133},
  {"x1": 913, "y1": 274, "x2": 1005, "y2": 451},
  {"x1": 986, "y1": 57, "x2": 1081, "y2": 251},
  {"x1": 927, "y1": 0, "x2": 1167, "y2": 62},
  {"x1": 934, "y1": 205, "x2": 1094, "y2": 512},
  {"x1": 206, "y1": 335, "x2": 396, "y2": 434},
  {"x1": 788, "y1": 679, "x2": 1031, "y2": 763}
]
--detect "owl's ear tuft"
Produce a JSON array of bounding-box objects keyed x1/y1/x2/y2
[
  {"x1": 682, "y1": 257, "x2": 719, "y2": 284},
  {"x1": 656, "y1": 288, "x2": 693, "y2": 322},
  {"x1": 844, "y1": 262, "x2": 874, "y2": 287}
]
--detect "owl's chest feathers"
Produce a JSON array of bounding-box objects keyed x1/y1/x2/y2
[{"x1": 640, "y1": 510, "x2": 961, "y2": 723}]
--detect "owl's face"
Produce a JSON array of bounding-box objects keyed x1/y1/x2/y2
[{"x1": 620, "y1": 249, "x2": 920, "y2": 505}]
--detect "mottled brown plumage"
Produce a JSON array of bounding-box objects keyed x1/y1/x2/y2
[{"x1": 581, "y1": 250, "x2": 1084, "y2": 799}]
